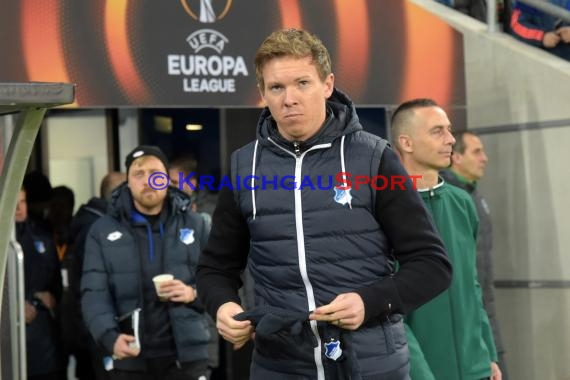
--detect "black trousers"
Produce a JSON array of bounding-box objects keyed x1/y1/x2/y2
[
  {"x1": 250, "y1": 360, "x2": 411, "y2": 380},
  {"x1": 28, "y1": 372, "x2": 66, "y2": 380},
  {"x1": 109, "y1": 358, "x2": 210, "y2": 380}
]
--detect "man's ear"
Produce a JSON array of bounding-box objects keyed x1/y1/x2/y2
[
  {"x1": 398, "y1": 134, "x2": 413, "y2": 153},
  {"x1": 258, "y1": 85, "x2": 266, "y2": 106},
  {"x1": 324, "y1": 73, "x2": 334, "y2": 99},
  {"x1": 451, "y1": 152, "x2": 462, "y2": 167}
]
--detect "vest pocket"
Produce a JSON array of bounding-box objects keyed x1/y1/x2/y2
[
  {"x1": 381, "y1": 314, "x2": 405, "y2": 355},
  {"x1": 381, "y1": 318, "x2": 396, "y2": 355}
]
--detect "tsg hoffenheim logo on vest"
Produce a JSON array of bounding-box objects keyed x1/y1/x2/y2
[
  {"x1": 324, "y1": 339, "x2": 343, "y2": 361},
  {"x1": 168, "y1": 0, "x2": 248, "y2": 93},
  {"x1": 179, "y1": 228, "x2": 195, "y2": 245},
  {"x1": 333, "y1": 186, "x2": 353, "y2": 209}
]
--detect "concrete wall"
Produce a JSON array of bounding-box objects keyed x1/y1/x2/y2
[
  {"x1": 46, "y1": 111, "x2": 109, "y2": 211},
  {"x1": 412, "y1": 1, "x2": 570, "y2": 379}
]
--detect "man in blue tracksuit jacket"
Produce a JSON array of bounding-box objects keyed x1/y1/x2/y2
[
  {"x1": 510, "y1": 0, "x2": 570, "y2": 60},
  {"x1": 81, "y1": 146, "x2": 211, "y2": 380},
  {"x1": 196, "y1": 28, "x2": 453, "y2": 379}
]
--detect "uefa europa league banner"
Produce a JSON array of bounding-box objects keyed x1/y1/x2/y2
[{"x1": 0, "y1": 0, "x2": 465, "y2": 108}]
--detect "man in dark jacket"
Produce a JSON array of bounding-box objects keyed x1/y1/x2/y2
[
  {"x1": 196, "y1": 28, "x2": 452, "y2": 379},
  {"x1": 61, "y1": 172, "x2": 125, "y2": 380},
  {"x1": 441, "y1": 131, "x2": 508, "y2": 380},
  {"x1": 16, "y1": 188, "x2": 65, "y2": 380},
  {"x1": 81, "y1": 146, "x2": 211, "y2": 380}
]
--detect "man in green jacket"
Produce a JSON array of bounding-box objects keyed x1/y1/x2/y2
[
  {"x1": 441, "y1": 131, "x2": 509, "y2": 380},
  {"x1": 391, "y1": 99, "x2": 501, "y2": 380}
]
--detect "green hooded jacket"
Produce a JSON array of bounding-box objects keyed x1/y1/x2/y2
[{"x1": 405, "y1": 180, "x2": 497, "y2": 380}]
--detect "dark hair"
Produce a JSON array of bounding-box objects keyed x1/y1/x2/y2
[
  {"x1": 51, "y1": 186, "x2": 75, "y2": 211},
  {"x1": 170, "y1": 156, "x2": 198, "y2": 175},
  {"x1": 391, "y1": 98, "x2": 439, "y2": 126},
  {"x1": 390, "y1": 98, "x2": 439, "y2": 150},
  {"x1": 49, "y1": 186, "x2": 75, "y2": 244},
  {"x1": 100, "y1": 172, "x2": 126, "y2": 199},
  {"x1": 452, "y1": 130, "x2": 479, "y2": 154},
  {"x1": 23, "y1": 170, "x2": 53, "y2": 203}
]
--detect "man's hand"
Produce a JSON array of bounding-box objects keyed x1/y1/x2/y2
[
  {"x1": 34, "y1": 291, "x2": 56, "y2": 309},
  {"x1": 557, "y1": 26, "x2": 570, "y2": 43},
  {"x1": 309, "y1": 292, "x2": 365, "y2": 330},
  {"x1": 25, "y1": 301, "x2": 37, "y2": 324},
  {"x1": 112, "y1": 334, "x2": 140, "y2": 360},
  {"x1": 216, "y1": 302, "x2": 253, "y2": 350},
  {"x1": 160, "y1": 279, "x2": 196, "y2": 303},
  {"x1": 543, "y1": 31, "x2": 561, "y2": 48},
  {"x1": 491, "y1": 362, "x2": 502, "y2": 380}
]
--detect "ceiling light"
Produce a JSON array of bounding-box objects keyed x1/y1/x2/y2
[
  {"x1": 154, "y1": 116, "x2": 172, "y2": 133},
  {"x1": 185, "y1": 124, "x2": 203, "y2": 131}
]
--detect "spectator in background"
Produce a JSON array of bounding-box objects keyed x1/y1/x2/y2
[
  {"x1": 435, "y1": 0, "x2": 512, "y2": 31},
  {"x1": 23, "y1": 170, "x2": 54, "y2": 229},
  {"x1": 169, "y1": 155, "x2": 218, "y2": 222},
  {"x1": 500, "y1": 0, "x2": 513, "y2": 33},
  {"x1": 510, "y1": 0, "x2": 570, "y2": 60},
  {"x1": 48, "y1": 185, "x2": 75, "y2": 261},
  {"x1": 167, "y1": 156, "x2": 221, "y2": 375},
  {"x1": 16, "y1": 187, "x2": 65, "y2": 380},
  {"x1": 61, "y1": 172, "x2": 125, "y2": 380},
  {"x1": 455, "y1": 0, "x2": 487, "y2": 22},
  {"x1": 435, "y1": 0, "x2": 487, "y2": 22},
  {"x1": 441, "y1": 131, "x2": 509, "y2": 380},
  {"x1": 81, "y1": 146, "x2": 211, "y2": 380},
  {"x1": 392, "y1": 99, "x2": 501, "y2": 380}
]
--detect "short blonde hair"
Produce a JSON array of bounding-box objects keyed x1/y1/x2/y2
[{"x1": 254, "y1": 28, "x2": 332, "y2": 91}]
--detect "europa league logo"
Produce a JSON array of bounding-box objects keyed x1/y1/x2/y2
[{"x1": 180, "y1": 0, "x2": 233, "y2": 23}]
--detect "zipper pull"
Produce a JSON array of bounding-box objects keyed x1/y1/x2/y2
[{"x1": 293, "y1": 141, "x2": 301, "y2": 157}]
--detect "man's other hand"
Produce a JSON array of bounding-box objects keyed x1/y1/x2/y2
[
  {"x1": 543, "y1": 31, "x2": 561, "y2": 48},
  {"x1": 160, "y1": 279, "x2": 196, "y2": 303},
  {"x1": 216, "y1": 302, "x2": 253, "y2": 350},
  {"x1": 112, "y1": 334, "x2": 140, "y2": 360},
  {"x1": 491, "y1": 361, "x2": 502, "y2": 380},
  {"x1": 25, "y1": 301, "x2": 37, "y2": 324},
  {"x1": 309, "y1": 292, "x2": 365, "y2": 330},
  {"x1": 557, "y1": 26, "x2": 570, "y2": 43}
]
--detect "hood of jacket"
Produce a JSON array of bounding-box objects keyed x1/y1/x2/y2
[
  {"x1": 69, "y1": 197, "x2": 107, "y2": 237},
  {"x1": 255, "y1": 88, "x2": 363, "y2": 153},
  {"x1": 109, "y1": 182, "x2": 191, "y2": 223}
]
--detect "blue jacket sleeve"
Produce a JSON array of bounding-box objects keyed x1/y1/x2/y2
[{"x1": 510, "y1": 3, "x2": 549, "y2": 47}]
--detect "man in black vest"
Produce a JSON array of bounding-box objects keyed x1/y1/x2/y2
[{"x1": 197, "y1": 28, "x2": 453, "y2": 379}]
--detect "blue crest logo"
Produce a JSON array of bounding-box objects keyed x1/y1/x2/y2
[
  {"x1": 179, "y1": 228, "x2": 195, "y2": 245},
  {"x1": 324, "y1": 339, "x2": 343, "y2": 361},
  {"x1": 34, "y1": 240, "x2": 46, "y2": 254},
  {"x1": 333, "y1": 185, "x2": 352, "y2": 208}
]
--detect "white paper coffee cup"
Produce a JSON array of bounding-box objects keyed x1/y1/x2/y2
[{"x1": 152, "y1": 274, "x2": 174, "y2": 301}]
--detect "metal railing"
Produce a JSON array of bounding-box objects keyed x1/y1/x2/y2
[{"x1": 0, "y1": 82, "x2": 74, "y2": 379}]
